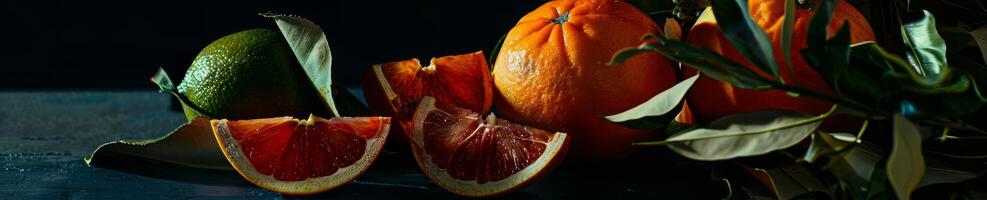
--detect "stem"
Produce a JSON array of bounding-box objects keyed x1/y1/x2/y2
[
  {"x1": 855, "y1": 120, "x2": 869, "y2": 143},
  {"x1": 766, "y1": 81, "x2": 885, "y2": 116},
  {"x1": 634, "y1": 106, "x2": 838, "y2": 146}
]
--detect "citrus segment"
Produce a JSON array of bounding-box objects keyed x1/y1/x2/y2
[
  {"x1": 411, "y1": 97, "x2": 568, "y2": 197},
  {"x1": 362, "y1": 51, "x2": 494, "y2": 139},
  {"x1": 211, "y1": 115, "x2": 390, "y2": 195}
]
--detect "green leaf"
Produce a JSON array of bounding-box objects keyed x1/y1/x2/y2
[
  {"x1": 85, "y1": 117, "x2": 231, "y2": 170},
  {"x1": 901, "y1": 10, "x2": 948, "y2": 83},
  {"x1": 825, "y1": 142, "x2": 883, "y2": 195},
  {"x1": 263, "y1": 13, "x2": 340, "y2": 117},
  {"x1": 970, "y1": 27, "x2": 987, "y2": 65},
  {"x1": 852, "y1": 43, "x2": 985, "y2": 118},
  {"x1": 780, "y1": 0, "x2": 798, "y2": 86},
  {"x1": 708, "y1": 0, "x2": 780, "y2": 80},
  {"x1": 753, "y1": 164, "x2": 830, "y2": 199},
  {"x1": 803, "y1": 131, "x2": 855, "y2": 163},
  {"x1": 645, "y1": 110, "x2": 824, "y2": 161},
  {"x1": 613, "y1": 36, "x2": 771, "y2": 89},
  {"x1": 805, "y1": 23, "x2": 852, "y2": 94},
  {"x1": 887, "y1": 115, "x2": 926, "y2": 200},
  {"x1": 150, "y1": 68, "x2": 210, "y2": 121},
  {"x1": 841, "y1": 42, "x2": 913, "y2": 105},
  {"x1": 805, "y1": 0, "x2": 836, "y2": 51},
  {"x1": 604, "y1": 74, "x2": 699, "y2": 130}
]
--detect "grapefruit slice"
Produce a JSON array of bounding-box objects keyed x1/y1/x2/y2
[
  {"x1": 362, "y1": 51, "x2": 494, "y2": 139},
  {"x1": 410, "y1": 96, "x2": 569, "y2": 197},
  {"x1": 210, "y1": 115, "x2": 390, "y2": 195}
]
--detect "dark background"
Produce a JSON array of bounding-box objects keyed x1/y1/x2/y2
[{"x1": 1, "y1": 0, "x2": 542, "y2": 89}]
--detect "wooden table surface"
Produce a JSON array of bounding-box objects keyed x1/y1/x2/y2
[{"x1": 0, "y1": 91, "x2": 724, "y2": 199}]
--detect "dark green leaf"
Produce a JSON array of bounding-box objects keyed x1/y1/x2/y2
[
  {"x1": 842, "y1": 42, "x2": 914, "y2": 107},
  {"x1": 708, "y1": 0, "x2": 780, "y2": 80},
  {"x1": 805, "y1": 0, "x2": 837, "y2": 55},
  {"x1": 901, "y1": 10, "x2": 948, "y2": 83},
  {"x1": 950, "y1": 56, "x2": 987, "y2": 102},
  {"x1": 85, "y1": 117, "x2": 231, "y2": 170},
  {"x1": 850, "y1": 42, "x2": 985, "y2": 118},
  {"x1": 805, "y1": 23, "x2": 852, "y2": 94},
  {"x1": 825, "y1": 142, "x2": 884, "y2": 198},
  {"x1": 605, "y1": 75, "x2": 699, "y2": 130}
]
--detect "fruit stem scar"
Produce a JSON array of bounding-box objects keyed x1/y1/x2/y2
[{"x1": 550, "y1": 12, "x2": 570, "y2": 24}]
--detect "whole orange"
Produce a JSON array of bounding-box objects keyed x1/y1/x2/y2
[
  {"x1": 683, "y1": 0, "x2": 875, "y2": 126},
  {"x1": 492, "y1": 0, "x2": 678, "y2": 160}
]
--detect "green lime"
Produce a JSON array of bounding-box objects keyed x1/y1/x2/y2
[{"x1": 177, "y1": 28, "x2": 330, "y2": 120}]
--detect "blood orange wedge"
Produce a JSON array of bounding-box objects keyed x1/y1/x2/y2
[
  {"x1": 362, "y1": 51, "x2": 493, "y2": 139},
  {"x1": 410, "y1": 96, "x2": 569, "y2": 197},
  {"x1": 210, "y1": 115, "x2": 390, "y2": 195}
]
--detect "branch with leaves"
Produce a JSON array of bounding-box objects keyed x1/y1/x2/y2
[{"x1": 608, "y1": 0, "x2": 987, "y2": 198}]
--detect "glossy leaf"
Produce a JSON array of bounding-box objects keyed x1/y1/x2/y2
[
  {"x1": 263, "y1": 13, "x2": 340, "y2": 117},
  {"x1": 85, "y1": 117, "x2": 231, "y2": 170},
  {"x1": 709, "y1": 0, "x2": 780, "y2": 80},
  {"x1": 887, "y1": 115, "x2": 926, "y2": 200},
  {"x1": 901, "y1": 10, "x2": 947, "y2": 83},
  {"x1": 650, "y1": 110, "x2": 823, "y2": 161},
  {"x1": 605, "y1": 75, "x2": 699, "y2": 130}
]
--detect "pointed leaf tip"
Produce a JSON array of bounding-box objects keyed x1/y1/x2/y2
[
  {"x1": 663, "y1": 110, "x2": 823, "y2": 161},
  {"x1": 86, "y1": 117, "x2": 231, "y2": 170},
  {"x1": 605, "y1": 74, "x2": 699, "y2": 129},
  {"x1": 266, "y1": 13, "x2": 343, "y2": 117}
]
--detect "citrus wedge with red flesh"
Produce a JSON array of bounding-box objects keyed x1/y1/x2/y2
[
  {"x1": 362, "y1": 51, "x2": 493, "y2": 139},
  {"x1": 211, "y1": 115, "x2": 390, "y2": 195},
  {"x1": 411, "y1": 96, "x2": 569, "y2": 197}
]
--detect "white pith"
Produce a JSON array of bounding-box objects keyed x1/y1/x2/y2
[
  {"x1": 211, "y1": 117, "x2": 389, "y2": 195},
  {"x1": 372, "y1": 64, "x2": 399, "y2": 102}
]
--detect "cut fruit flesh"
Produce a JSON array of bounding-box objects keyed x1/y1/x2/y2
[
  {"x1": 362, "y1": 51, "x2": 494, "y2": 139},
  {"x1": 211, "y1": 115, "x2": 390, "y2": 195},
  {"x1": 410, "y1": 96, "x2": 568, "y2": 197}
]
